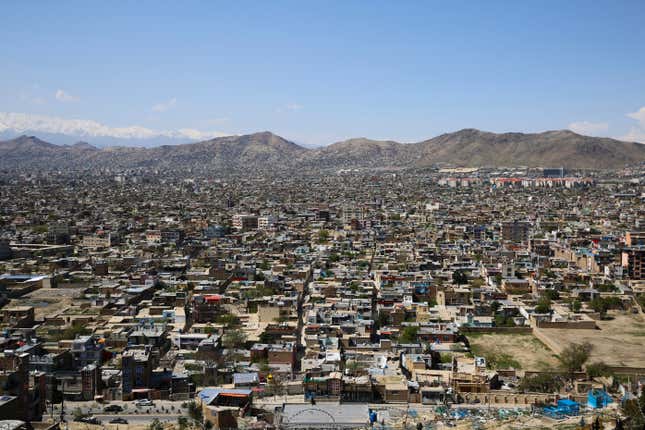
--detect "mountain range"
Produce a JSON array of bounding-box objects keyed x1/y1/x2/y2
[{"x1": 1, "y1": 129, "x2": 644, "y2": 171}]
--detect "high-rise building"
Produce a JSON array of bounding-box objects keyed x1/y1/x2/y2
[
  {"x1": 622, "y1": 247, "x2": 645, "y2": 280},
  {"x1": 501, "y1": 221, "x2": 530, "y2": 243},
  {"x1": 342, "y1": 206, "x2": 365, "y2": 224},
  {"x1": 121, "y1": 346, "x2": 152, "y2": 400},
  {"x1": 626, "y1": 231, "x2": 645, "y2": 247},
  {"x1": 232, "y1": 214, "x2": 259, "y2": 231},
  {"x1": 258, "y1": 215, "x2": 276, "y2": 229}
]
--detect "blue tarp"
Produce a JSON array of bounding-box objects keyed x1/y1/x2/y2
[
  {"x1": 588, "y1": 389, "x2": 612, "y2": 409},
  {"x1": 540, "y1": 399, "x2": 580, "y2": 418}
]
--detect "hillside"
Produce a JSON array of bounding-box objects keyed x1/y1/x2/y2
[
  {"x1": 303, "y1": 138, "x2": 415, "y2": 169},
  {"x1": 1, "y1": 129, "x2": 643, "y2": 171},
  {"x1": 415, "y1": 129, "x2": 645, "y2": 169}
]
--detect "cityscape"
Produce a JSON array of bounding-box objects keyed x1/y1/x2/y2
[{"x1": 2, "y1": 2, "x2": 645, "y2": 430}]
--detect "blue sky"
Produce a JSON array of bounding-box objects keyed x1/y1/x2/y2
[{"x1": 1, "y1": 1, "x2": 645, "y2": 146}]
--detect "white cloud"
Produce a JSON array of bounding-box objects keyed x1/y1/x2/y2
[
  {"x1": 151, "y1": 97, "x2": 177, "y2": 112},
  {"x1": 627, "y1": 106, "x2": 645, "y2": 126},
  {"x1": 276, "y1": 103, "x2": 303, "y2": 113},
  {"x1": 621, "y1": 127, "x2": 645, "y2": 143},
  {"x1": 55, "y1": 89, "x2": 80, "y2": 103},
  {"x1": 620, "y1": 106, "x2": 645, "y2": 143},
  {"x1": 568, "y1": 121, "x2": 608, "y2": 135},
  {"x1": 0, "y1": 112, "x2": 229, "y2": 141}
]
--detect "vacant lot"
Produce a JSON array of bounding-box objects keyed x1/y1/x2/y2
[
  {"x1": 467, "y1": 332, "x2": 559, "y2": 371},
  {"x1": 10, "y1": 287, "x2": 81, "y2": 319},
  {"x1": 537, "y1": 312, "x2": 645, "y2": 368}
]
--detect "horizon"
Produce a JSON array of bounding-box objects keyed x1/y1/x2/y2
[
  {"x1": 4, "y1": 127, "x2": 633, "y2": 150},
  {"x1": 1, "y1": 1, "x2": 645, "y2": 147}
]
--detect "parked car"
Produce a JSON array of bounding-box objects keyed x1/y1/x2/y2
[
  {"x1": 110, "y1": 418, "x2": 129, "y2": 424},
  {"x1": 104, "y1": 404, "x2": 124, "y2": 413},
  {"x1": 135, "y1": 399, "x2": 154, "y2": 407},
  {"x1": 76, "y1": 416, "x2": 102, "y2": 425}
]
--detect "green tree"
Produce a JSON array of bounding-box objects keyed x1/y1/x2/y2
[
  {"x1": 318, "y1": 229, "x2": 330, "y2": 243},
  {"x1": 345, "y1": 360, "x2": 364, "y2": 375},
  {"x1": 490, "y1": 301, "x2": 502, "y2": 314},
  {"x1": 535, "y1": 296, "x2": 552, "y2": 314},
  {"x1": 452, "y1": 270, "x2": 468, "y2": 285},
  {"x1": 494, "y1": 274, "x2": 503, "y2": 286},
  {"x1": 469, "y1": 278, "x2": 485, "y2": 288},
  {"x1": 256, "y1": 359, "x2": 270, "y2": 372},
  {"x1": 187, "y1": 401, "x2": 203, "y2": 424},
  {"x1": 259, "y1": 331, "x2": 273, "y2": 343},
  {"x1": 590, "y1": 297, "x2": 610, "y2": 318},
  {"x1": 148, "y1": 418, "x2": 164, "y2": 430},
  {"x1": 543, "y1": 289, "x2": 560, "y2": 301},
  {"x1": 268, "y1": 376, "x2": 285, "y2": 397},
  {"x1": 558, "y1": 342, "x2": 593, "y2": 379},
  {"x1": 621, "y1": 391, "x2": 645, "y2": 429},
  {"x1": 377, "y1": 311, "x2": 390, "y2": 328},
  {"x1": 518, "y1": 373, "x2": 563, "y2": 393},
  {"x1": 494, "y1": 314, "x2": 516, "y2": 327},
  {"x1": 177, "y1": 416, "x2": 189, "y2": 430},
  {"x1": 399, "y1": 326, "x2": 419, "y2": 344},
  {"x1": 222, "y1": 328, "x2": 247, "y2": 350},
  {"x1": 216, "y1": 313, "x2": 240, "y2": 328},
  {"x1": 571, "y1": 300, "x2": 582, "y2": 312},
  {"x1": 590, "y1": 296, "x2": 623, "y2": 319},
  {"x1": 586, "y1": 361, "x2": 612, "y2": 378}
]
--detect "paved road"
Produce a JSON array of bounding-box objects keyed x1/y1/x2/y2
[
  {"x1": 48, "y1": 399, "x2": 187, "y2": 425},
  {"x1": 52, "y1": 400, "x2": 186, "y2": 414},
  {"x1": 94, "y1": 414, "x2": 182, "y2": 425}
]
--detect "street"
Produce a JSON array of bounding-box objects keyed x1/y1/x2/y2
[{"x1": 47, "y1": 400, "x2": 188, "y2": 425}]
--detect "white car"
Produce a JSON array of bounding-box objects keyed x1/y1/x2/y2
[{"x1": 135, "y1": 399, "x2": 154, "y2": 406}]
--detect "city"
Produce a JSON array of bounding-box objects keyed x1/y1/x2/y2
[
  {"x1": 2, "y1": 1, "x2": 645, "y2": 429},
  {"x1": 0, "y1": 164, "x2": 643, "y2": 429}
]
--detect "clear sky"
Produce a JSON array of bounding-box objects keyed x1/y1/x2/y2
[{"x1": 2, "y1": 1, "x2": 645, "y2": 146}]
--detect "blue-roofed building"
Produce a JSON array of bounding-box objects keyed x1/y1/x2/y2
[{"x1": 588, "y1": 389, "x2": 613, "y2": 409}]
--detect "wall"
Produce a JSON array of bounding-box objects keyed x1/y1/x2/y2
[
  {"x1": 461, "y1": 326, "x2": 533, "y2": 334},
  {"x1": 459, "y1": 390, "x2": 557, "y2": 405},
  {"x1": 535, "y1": 320, "x2": 597, "y2": 329}
]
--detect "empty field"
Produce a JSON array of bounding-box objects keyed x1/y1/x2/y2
[
  {"x1": 536, "y1": 312, "x2": 645, "y2": 368},
  {"x1": 467, "y1": 332, "x2": 559, "y2": 371}
]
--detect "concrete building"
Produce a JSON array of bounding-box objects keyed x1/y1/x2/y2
[
  {"x1": 232, "y1": 214, "x2": 259, "y2": 231},
  {"x1": 121, "y1": 347, "x2": 153, "y2": 400},
  {"x1": 501, "y1": 221, "x2": 530, "y2": 243},
  {"x1": 622, "y1": 247, "x2": 645, "y2": 280}
]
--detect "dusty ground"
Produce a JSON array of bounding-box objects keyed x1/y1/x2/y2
[
  {"x1": 467, "y1": 333, "x2": 560, "y2": 371},
  {"x1": 11, "y1": 287, "x2": 82, "y2": 319},
  {"x1": 537, "y1": 311, "x2": 645, "y2": 368}
]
